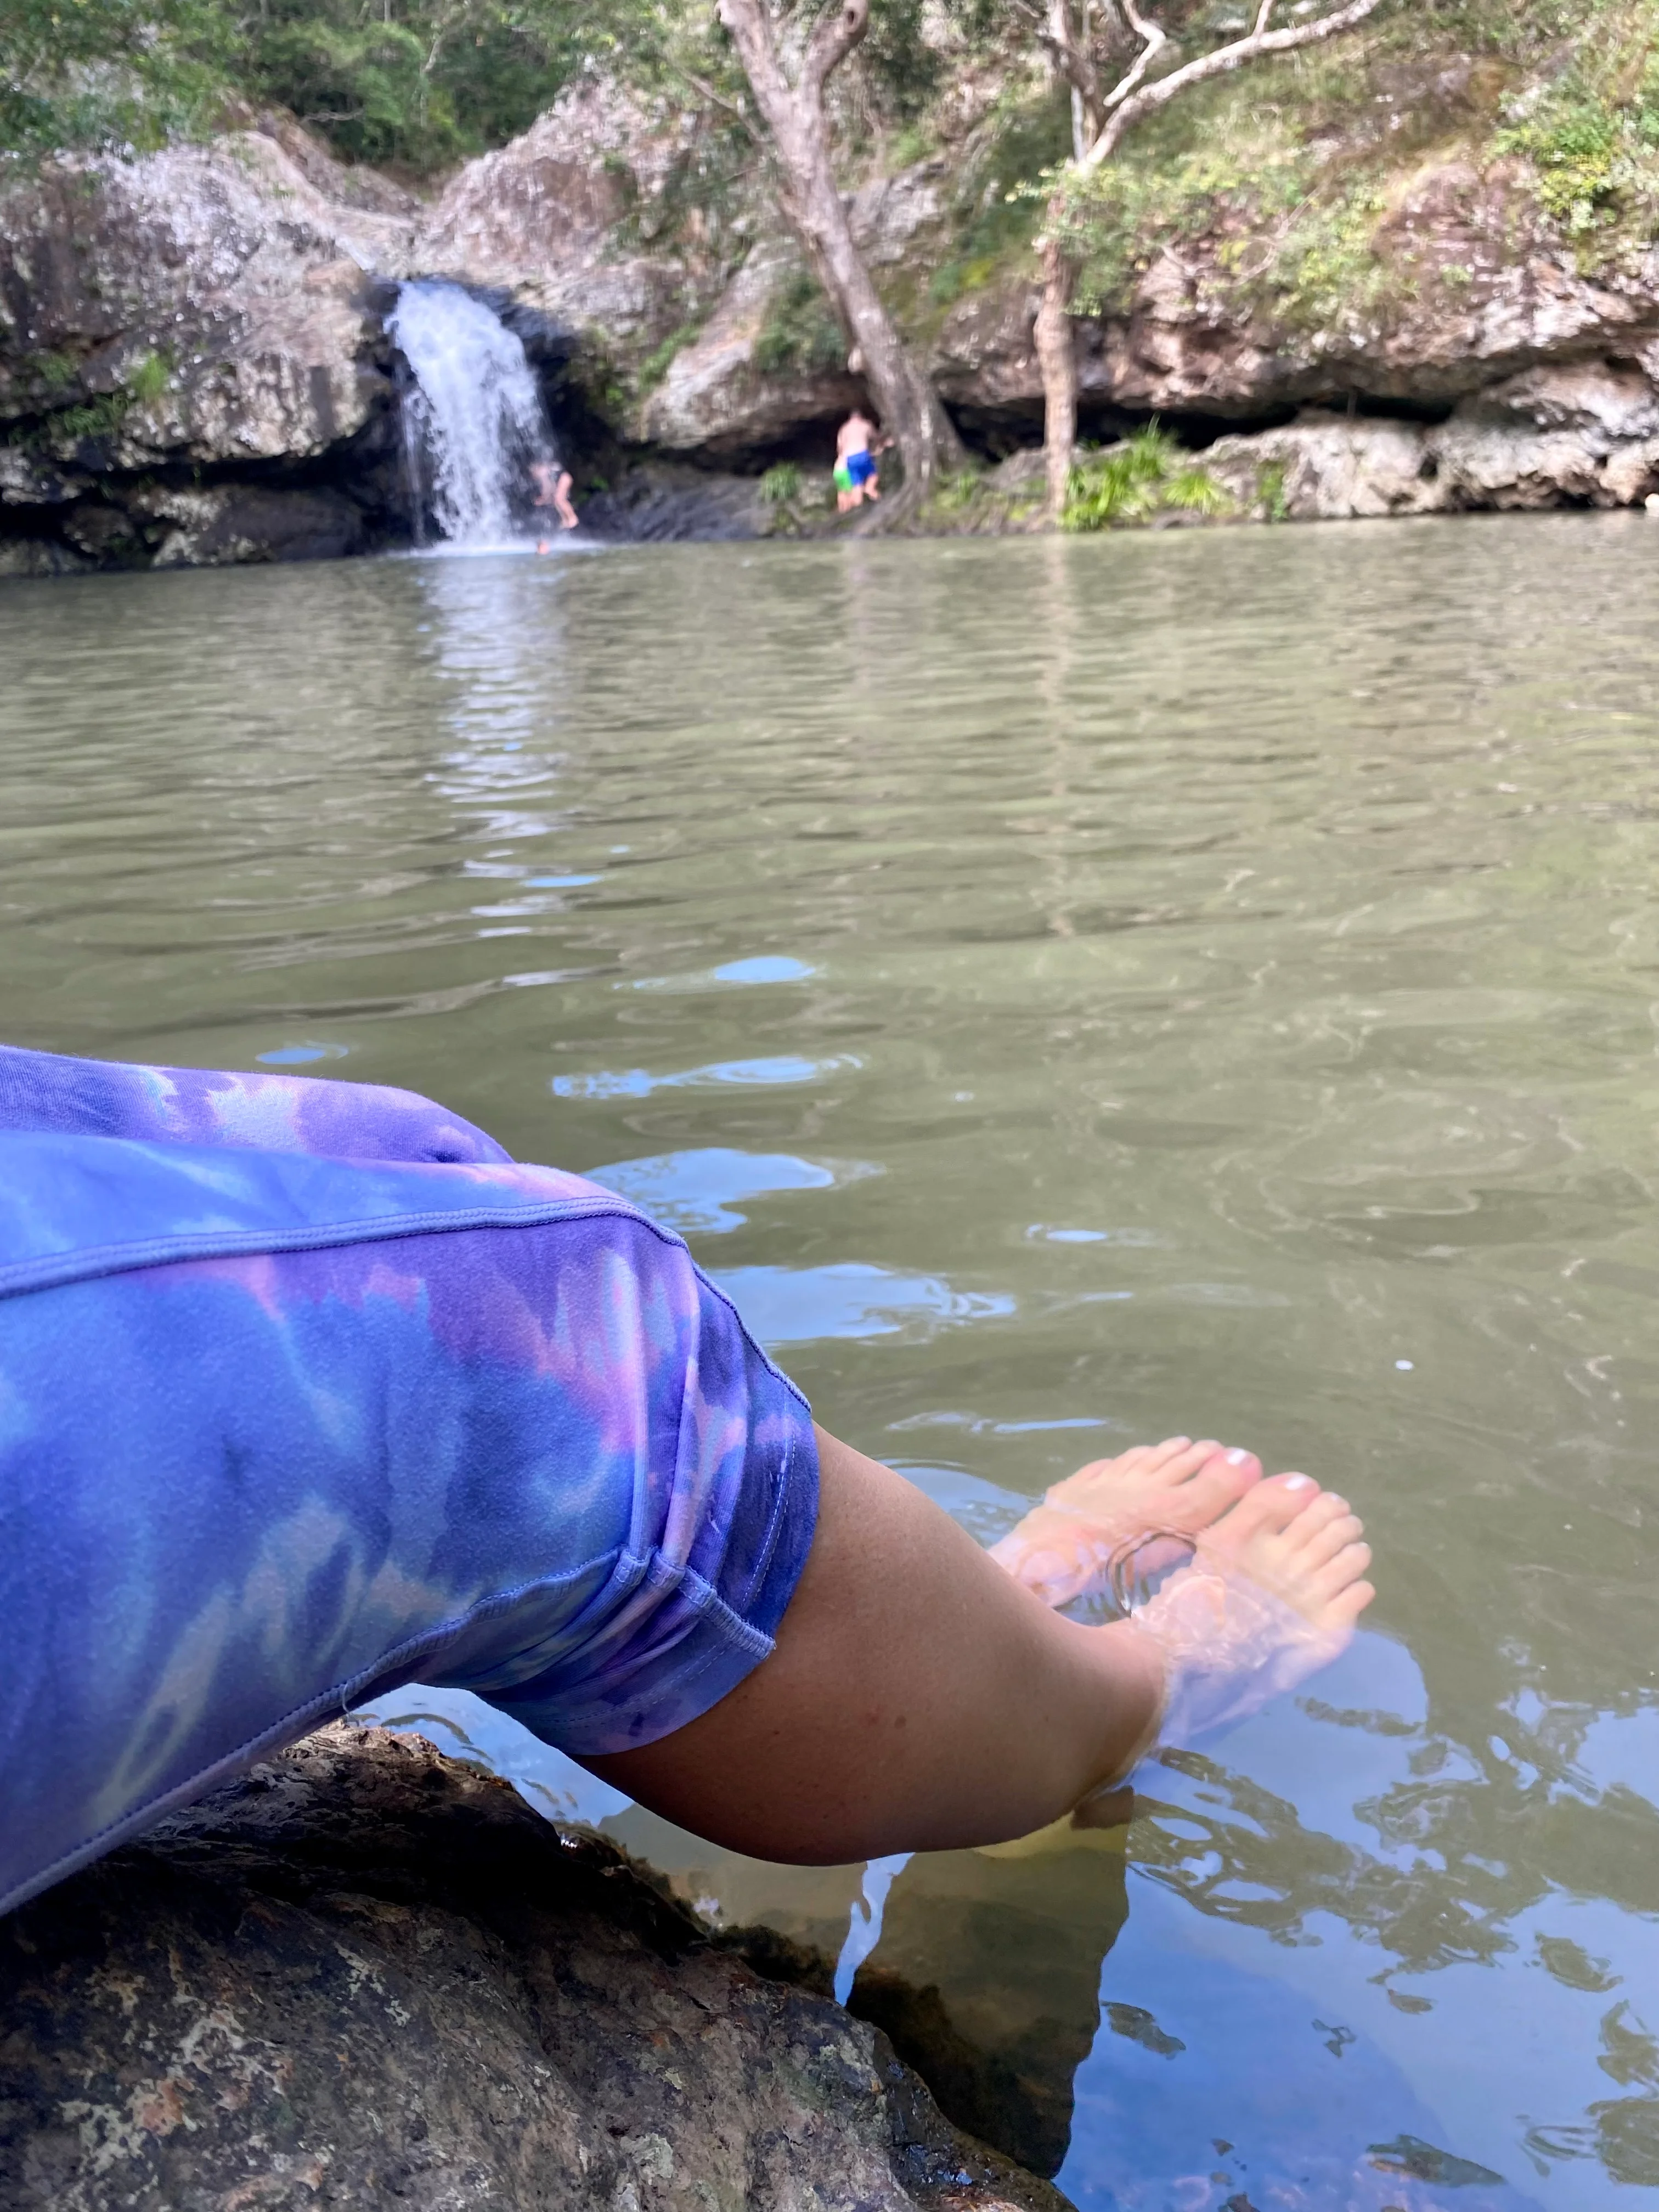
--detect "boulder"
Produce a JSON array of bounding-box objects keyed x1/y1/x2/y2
[
  {"x1": 0, "y1": 1724, "x2": 1068, "y2": 2212},
  {"x1": 638, "y1": 239, "x2": 860, "y2": 459},
  {"x1": 139, "y1": 483, "x2": 370, "y2": 566},
  {"x1": 414, "y1": 79, "x2": 729, "y2": 358},
  {"x1": 0, "y1": 535, "x2": 92, "y2": 577},
  {"x1": 0, "y1": 134, "x2": 414, "y2": 472},
  {"x1": 1204, "y1": 362, "x2": 1659, "y2": 520}
]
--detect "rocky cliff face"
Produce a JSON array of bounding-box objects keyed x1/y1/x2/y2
[
  {"x1": 0, "y1": 1723, "x2": 1066, "y2": 2212},
  {"x1": 9, "y1": 44, "x2": 1659, "y2": 571},
  {"x1": 0, "y1": 123, "x2": 421, "y2": 573}
]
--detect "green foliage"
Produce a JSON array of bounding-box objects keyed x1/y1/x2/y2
[
  {"x1": 923, "y1": 86, "x2": 1068, "y2": 314},
  {"x1": 753, "y1": 267, "x2": 845, "y2": 377},
  {"x1": 0, "y1": 0, "x2": 658, "y2": 171},
  {"x1": 1060, "y1": 424, "x2": 1232, "y2": 531},
  {"x1": 125, "y1": 349, "x2": 171, "y2": 405},
  {"x1": 857, "y1": 0, "x2": 940, "y2": 124},
  {"x1": 1263, "y1": 178, "x2": 1391, "y2": 328},
  {"x1": 1055, "y1": 103, "x2": 1315, "y2": 317},
  {"x1": 234, "y1": 0, "x2": 595, "y2": 172},
  {"x1": 758, "y1": 460, "x2": 803, "y2": 504},
  {"x1": 0, "y1": 0, "x2": 229, "y2": 162},
  {"x1": 8, "y1": 348, "x2": 171, "y2": 448},
  {"x1": 635, "y1": 320, "x2": 702, "y2": 392},
  {"x1": 1492, "y1": 21, "x2": 1659, "y2": 249},
  {"x1": 930, "y1": 464, "x2": 986, "y2": 511},
  {"x1": 1257, "y1": 458, "x2": 1289, "y2": 522}
]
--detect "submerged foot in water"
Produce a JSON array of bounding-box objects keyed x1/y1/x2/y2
[
  {"x1": 990, "y1": 1436, "x2": 1263, "y2": 1608},
  {"x1": 1123, "y1": 1471, "x2": 1375, "y2": 1753}
]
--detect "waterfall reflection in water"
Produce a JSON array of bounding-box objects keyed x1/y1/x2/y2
[{"x1": 4, "y1": 518, "x2": 1659, "y2": 2211}]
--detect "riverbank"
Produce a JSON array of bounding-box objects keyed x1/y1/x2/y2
[
  {"x1": 8, "y1": 1, "x2": 1659, "y2": 572},
  {"x1": 0, "y1": 1722, "x2": 1068, "y2": 2211}
]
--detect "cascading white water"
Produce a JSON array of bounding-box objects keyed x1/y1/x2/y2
[{"x1": 390, "y1": 280, "x2": 556, "y2": 548}]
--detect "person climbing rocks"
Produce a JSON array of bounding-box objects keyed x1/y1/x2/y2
[
  {"x1": 0, "y1": 1041, "x2": 1373, "y2": 1915},
  {"x1": 833, "y1": 410, "x2": 891, "y2": 513},
  {"x1": 531, "y1": 458, "x2": 579, "y2": 550}
]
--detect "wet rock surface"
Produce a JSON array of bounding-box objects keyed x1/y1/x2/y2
[{"x1": 0, "y1": 1725, "x2": 1066, "y2": 2212}]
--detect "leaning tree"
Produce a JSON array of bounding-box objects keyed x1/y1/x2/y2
[
  {"x1": 1029, "y1": 0, "x2": 1385, "y2": 520},
  {"x1": 715, "y1": 0, "x2": 966, "y2": 514}
]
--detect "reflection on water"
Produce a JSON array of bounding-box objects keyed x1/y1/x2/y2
[{"x1": 5, "y1": 516, "x2": 1659, "y2": 2208}]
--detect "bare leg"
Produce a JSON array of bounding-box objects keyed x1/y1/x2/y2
[{"x1": 585, "y1": 1427, "x2": 1371, "y2": 1864}]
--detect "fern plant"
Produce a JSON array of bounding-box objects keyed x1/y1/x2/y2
[{"x1": 1061, "y1": 424, "x2": 1232, "y2": 532}]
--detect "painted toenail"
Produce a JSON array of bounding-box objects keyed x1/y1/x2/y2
[
  {"x1": 1226, "y1": 1448, "x2": 1251, "y2": 1465},
  {"x1": 1282, "y1": 1474, "x2": 1314, "y2": 1491}
]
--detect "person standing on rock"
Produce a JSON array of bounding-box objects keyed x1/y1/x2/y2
[
  {"x1": 0, "y1": 1040, "x2": 1372, "y2": 1916},
  {"x1": 531, "y1": 458, "x2": 578, "y2": 550},
  {"x1": 833, "y1": 410, "x2": 890, "y2": 513}
]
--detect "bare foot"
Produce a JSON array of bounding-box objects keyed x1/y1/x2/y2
[
  {"x1": 989, "y1": 1436, "x2": 1263, "y2": 1608},
  {"x1": 1123, "y1": 1471, "x2": 1375, "y2": 1752}
]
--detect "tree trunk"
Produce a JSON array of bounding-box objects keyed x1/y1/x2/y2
[
  {"x1": 1035, "y1": 238, "x2": 1077, "y2": 523},
  {"x1": 1034, "y1": 0, "x2": 1385, "y2": 526},
  {"x1": 718, "y1": 0, "x2": 964, "y2": 517}
]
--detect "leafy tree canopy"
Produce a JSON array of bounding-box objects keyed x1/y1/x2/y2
[
  {"x1": 0, "y1": 0, "x2": 675, "y2": 171},
  {"x1": 0, "y1": 0, "x2": 1019, "y2": 176}
]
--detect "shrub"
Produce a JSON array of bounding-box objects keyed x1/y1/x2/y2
[
  {"x1": 759, "y1": 461, "x2": 803, "y2": 505},
  {"x1": 1061, "y1": 425, "x2": 1233, "y2": 531}
]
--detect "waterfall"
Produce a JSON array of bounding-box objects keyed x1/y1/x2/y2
[{"x1": 390, "y1": 280, "x2": 557, "y2": 549}]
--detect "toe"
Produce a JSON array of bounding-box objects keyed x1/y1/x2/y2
[
  {"x1": 1280, "y1": 1492, "x2": 1354, "y2": 1550},
  {"x1": 1146, "y1": 1436, "x2": 1195, "y2": 1467},
  {"x1": 1205, "y1": 1470, "x2": 1324, "y2": 1543},
  {"x1": 1309, "y1": 1541, "x2": 1372, "y2": 1605},
  {"x1": 1215, "y1": 1444, "x2": 1263, "y2": 1489},
  {"x1": 1159, "y1": 1456, "x2": 1264, "y2": 1533},
  {"x1": 1148, "y1": 1438, "x2": 1223, "y2": 1487},
  {"x1": 1328, "y1": 1577, "x2": 1375, "y2": 1629},
  {"x1": 1294, "y1": 1511, "x2": 1365, "y2": 1570}
]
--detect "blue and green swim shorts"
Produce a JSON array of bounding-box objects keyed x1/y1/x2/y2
[{"x1": 0, "y1": 1043, "x2": 819, "y2": 1917}]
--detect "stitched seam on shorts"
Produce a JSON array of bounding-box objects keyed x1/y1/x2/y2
[
  {"x1": 0, "y1": 1200, "x2": 817, "y2": 1424},
  {"x1": 613, "y1": 1546, "x2": 775, "y2": 1659},
  {"x1": 742, "y1": 1410, "x2": 804, "y2": 1620},
  {"x1": 0, "y1": 1551, "x2": 627, "y2": 1923},
  {"x1": 538, "y1": 1601, "x2": 778, "y2": 1748},
  {"x1": 0, "y1": 1195, "x2": 679, "y2": 1304}
]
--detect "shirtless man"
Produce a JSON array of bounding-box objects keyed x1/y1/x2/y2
[
  {"x1": 531, "y1": 459, "x2": 579, "y2": 551},
  {"x1": 834, "y1": 410, "x2": 890, "y2": 512}
]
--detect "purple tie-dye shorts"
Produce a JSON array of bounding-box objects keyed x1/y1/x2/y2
[{"x1": 0, "y1": 1043, "x2": 819, "y2": 1917}]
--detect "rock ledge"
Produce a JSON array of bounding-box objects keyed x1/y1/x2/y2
[{"x1": 0, "y1": 1724, "x2": 1065, "y2": 2212}]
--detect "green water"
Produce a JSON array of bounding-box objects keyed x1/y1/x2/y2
[{"x1": 4, "y1": 518, "x2": 1658, "y2": 2210}]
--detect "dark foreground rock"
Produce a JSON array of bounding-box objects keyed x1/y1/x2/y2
[{"x1": 0, "y1": 1725, "x2": 1067, "y2": 2212}]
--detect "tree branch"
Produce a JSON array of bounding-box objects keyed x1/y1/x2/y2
[
  {"x1": 1082, "y1": 0, "x2": 1383, "y2": 167},
  {"x1": 803, "y1": 0, "x2": 871, "y2": 95},
  {"x1": 1098, "y1": 0, "x2": 1168, "y2": 115},
  {"x1": 667, "y1": 60, "x2": 763, "y2": 145}
]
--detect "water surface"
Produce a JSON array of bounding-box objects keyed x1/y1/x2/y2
[{"x1": 4, "y1": 520, "x2": 1658, "y2": 2209}]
